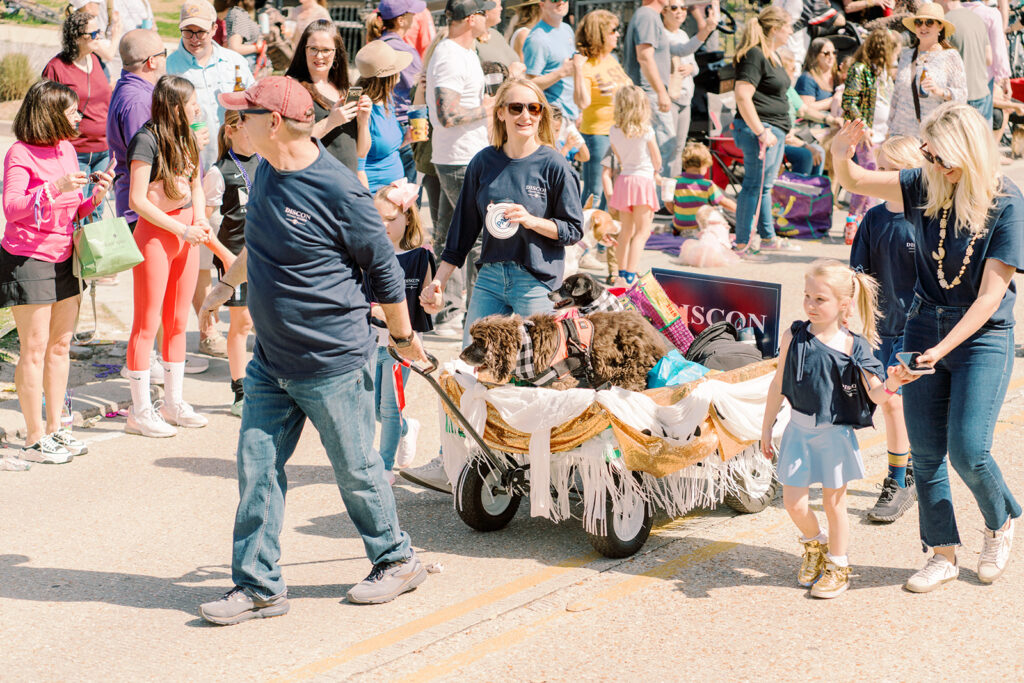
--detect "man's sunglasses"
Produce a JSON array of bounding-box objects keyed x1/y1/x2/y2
[
  {"x1": 505, "y1": 102, "x2": 544, "y2": 116},
  {"x1": 239, "y1": 108, "x2": 272, "y2": 122},
  {"x1": 920, "y1": 143, "x2": 954, "y2": 170},
  {"x1": 135, "y1": 48, "x2": 167, "y2": 65},
  {"x1": 913, "y1": 18, "x2": 938, "y2": 28}
]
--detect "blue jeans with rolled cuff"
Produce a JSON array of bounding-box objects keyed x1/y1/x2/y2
[
  {"x1": 231, "y1": 355, "x2": 411, "y2": 599},
  {"x1": 901, "y1": 297, "x2": 1022, "y2": 551},
  {"x1": 732, "y1": 117, "x2": 785, "y2": 246}
]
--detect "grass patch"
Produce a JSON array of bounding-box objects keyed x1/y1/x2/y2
[{"x1": 155, "y1": 14, "x2": 180, "y2": 41}]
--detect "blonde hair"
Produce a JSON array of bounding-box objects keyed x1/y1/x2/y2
[
  {"x1": 878, "y1": 135, "x2": 924, "y2": 170},
  {"x1": 681, "y1": 141, "x2": 712, "y2": 169},
  {"x1": 919, "y1": 102, "x2": 1002, "y2": 236},
  {"x1": 734, "y1": 6, "x2": 791, "y2": 67},
  {"x1": 489, "y1": 79, "x2": 556, "y2": 149},
  {"x1": 575, "y1": 9, "x2": 617, "y2": 59},
  {"x1": 612, "y1": 85, "x2": 650, "y2": 138},
  {"x1": 374, "y1": 186, "x2": 424, "y2": 251},
  {"x1": 807, "y1": 258, "x2": 881, "y2": 347}
]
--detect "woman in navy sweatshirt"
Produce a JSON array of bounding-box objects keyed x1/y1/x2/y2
[{"x1": 421, "y1": 79, "x2": 584, "y2": 346}]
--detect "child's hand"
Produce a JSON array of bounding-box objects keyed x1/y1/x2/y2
[
  {"x1": 886, "y1": 364, "x2": 918, "y2": 387},
  {"x1": 420, "y1": 279, "x2": 443, "y2": 312}
]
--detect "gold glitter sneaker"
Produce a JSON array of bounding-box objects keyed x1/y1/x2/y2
[
  {"x1": 811, "y1": 561, "x2": 851, "y2": 599},
  {"x1": 798, "y1": 539, "x2": 828, "y2": 587}
]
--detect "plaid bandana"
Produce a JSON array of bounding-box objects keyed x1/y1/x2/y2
[
  {"x1": 512, "y1": 321, "x2": 536, "y2": 381},
  {"x1": 580, "y1": 289, "x2": 626, "y2": 316}
]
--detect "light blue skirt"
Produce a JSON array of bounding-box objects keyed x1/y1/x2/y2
[{"x1": 776, "y1": 411, "x2": 865, "y2": 489}]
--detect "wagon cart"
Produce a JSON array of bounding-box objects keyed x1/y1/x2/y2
[{"x1": 393, "y1": 349, "x2": 790, "y2": 559}]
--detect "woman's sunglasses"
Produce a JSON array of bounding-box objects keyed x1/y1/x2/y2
[
  {"x1": 668, "y1": 4, "x2": 685, "y2": 10},
  {"x1": 913, "y1": 18, "x2": 938, "y2": 28},
  {"x1": 504, "y1": 102, "x2": 544, "y2": 116},
  {"x1": 86, "y1": 29, "x2": 101, "y2": 39},
  {"x1": 920, "y1": 143, "x2": 954, "y2": 170},
  {"x1": 821, "y1": 50, "x2": 835, "y2": 56}
]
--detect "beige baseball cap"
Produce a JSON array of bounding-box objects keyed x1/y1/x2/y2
[{"x1": 179, "y1": 0, "x2": 216, "y2": 31}]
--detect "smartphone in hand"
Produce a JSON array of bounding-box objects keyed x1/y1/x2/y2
[
  {"x1": 896, "y1": 351, "x2": 935, "y2": 375},
  {"x1": 344, "y1": 86, "x2": 364, "y2": 105}
]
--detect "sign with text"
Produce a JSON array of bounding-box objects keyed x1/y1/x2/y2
[{"x1": 652, "y1": 268, "x2": 783, "y2": 357}]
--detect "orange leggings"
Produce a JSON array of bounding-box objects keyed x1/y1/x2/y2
[{"x1": 126, "y1": 207, "x2": 199, "y2": 370}]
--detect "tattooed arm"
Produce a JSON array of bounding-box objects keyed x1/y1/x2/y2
[{"x1": 435, "y1": 87, "x2": 494, "y2": 128}]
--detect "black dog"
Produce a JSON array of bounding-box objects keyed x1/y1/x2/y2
[{"x1": 548, "y1": 273, "x2": 626, "y2": 315}]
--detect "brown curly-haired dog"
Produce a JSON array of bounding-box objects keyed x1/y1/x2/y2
[{"x1": 460, "y1": 311, "x2": 669, "y2": 392}]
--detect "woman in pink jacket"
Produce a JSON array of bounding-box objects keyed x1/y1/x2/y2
[{"x1": 1, "y1": 80, "x2": 113, "y2": 464}]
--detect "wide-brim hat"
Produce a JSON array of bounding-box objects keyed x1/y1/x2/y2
[
  {"x1": 902, "y1": 3, "x2": 955, "y2": 37},
  {"x1": 355, "y1": 40, "x2": 414, "y2": 79}
]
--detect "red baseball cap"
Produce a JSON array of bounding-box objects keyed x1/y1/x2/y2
[{"x1": 218, "y1": 76, "x2": 315, "y2": 123}]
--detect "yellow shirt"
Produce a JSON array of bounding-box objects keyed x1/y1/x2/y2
[{"x1": 579, "y1": 55, "x2": 632, "y2": 136}]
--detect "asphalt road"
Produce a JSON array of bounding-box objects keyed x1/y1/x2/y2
[{"x1": 4, "y1": 159, "x2": 1024, "y2": 681}]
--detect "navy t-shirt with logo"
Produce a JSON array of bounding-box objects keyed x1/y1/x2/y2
[
  {"x1": 245, "y1": 142, "x2": 406, "y2": 379},
  {"x1": 849, "y1": 204, "x2": 917, "y2": 339}
]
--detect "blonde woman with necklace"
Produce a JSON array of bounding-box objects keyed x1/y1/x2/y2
[{"x1": 831, "y1": 103, "x2": 1023, "y2": 594}]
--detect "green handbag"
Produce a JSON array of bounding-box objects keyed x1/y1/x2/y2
[{"x1": 73, "y1": 216, "x2": 144, "y2": 280}]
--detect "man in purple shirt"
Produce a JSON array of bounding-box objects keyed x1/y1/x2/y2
[{"x1": 106, "y1": 29, "x2": 167, "y2": 229}]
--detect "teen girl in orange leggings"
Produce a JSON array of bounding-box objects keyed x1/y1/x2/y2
[{"x1": 126, "y1": 75, "x2": 213, "y2": 437}]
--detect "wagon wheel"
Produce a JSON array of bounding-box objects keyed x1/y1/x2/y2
[
  {"x1": 586, "y1": 472, "x2": 653, "y2": 559},
  {"x1": 724, "y1": 453, "x2": 780, "y2": 514},
  {"x1": 455, "y1": 457, "x2": 523, "y2": 532}
]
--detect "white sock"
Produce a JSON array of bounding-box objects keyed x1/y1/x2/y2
[
  {"x1": 127, "y1": 370, "x2": 151, "y2": 413},
  {"x1": 801, "y1": 531, "x2": 828, "y2": 545},
  {"x1": 164, "y1": 361, "x2": 185, "y2": 408},
  {"x1": 827, "y1": 554, "x2": 849, "y2": 567}
]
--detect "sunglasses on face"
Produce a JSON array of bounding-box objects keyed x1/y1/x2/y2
[
  {"x1": 504, "y1": 102, "x2": 544, "y2": 116},
  {"x1": 86, "y1": 29, "x2": 101, "y2": 39},
  {"x1": 182, "y1": 28, "x2": 209, "y2": 39},
  {"x1": 913, "y1": 18, "x2": 938, "y2": 28},
  {"x1": 668, "y1": 5, "x2": 684, "y2": 10},
  {"x1": 821, "y1": 50, "x2": 835, "y2": 56},
  {"x1": 920, "y1": 143, "x2": 954, "y2": 170},
  {"x1": 239, "y1": 108, "x2": 272, "y2": 122}
]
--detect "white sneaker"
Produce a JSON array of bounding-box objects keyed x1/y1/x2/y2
[
  {"x1": 398, "y1": 455, "x2": 451, "y2": 494},
  {"x1": 150, "y1": 351, "x2": 165, "y2": 384},
  {"x1": 126, "y1": 405, "x2": 177, "y2": 438},
  {"x1": 385, "y1": 469, "x2": 397, "y2": 485},
  {"x1": 432, "y1": 320, "x2": 462, "y2": 339},
  {"x1": 159, "y1": 401, "x2": 209, "y2": 428},
  {"x1": 50, "y1": 428, "x2": 88, "y2": 456},
  {"x1": 22, "y1": 433, "x2": 73, "y2": 464},
  {"x1": 905, "y1": 554, "x2": 959, "y2": 593},
  {"x1": 184, "y1": 355, "x2": 209, "y2": 374},
  {"x1": 978, "y1": 518, "x2": 1015, "y2": 584},
  {"x1": 394, "y1": 418, "x2": 420, "y2": 469}
]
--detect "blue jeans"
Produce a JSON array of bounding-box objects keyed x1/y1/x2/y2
[
  {"x1": 784, "y1": 144, "x2": 824, "y2": 176},
  {"x1": 77, "y1": 150, "x2": 109, "y2": 222},
  {"x1": 375, "y1": 345, "x2": 410, "y2": 471},
  {"x1": 581, "y1": 133, "x2": 610, "y2": 210},
  {"x1": 902, "y1": 298, "x2": 1021, "y2": 550},
  {"x1": 968, "y1": 79, "x2": 994, "y2": 127},
  {"x1": 733, "y1": 118, "x2": 785, "y2": 246},
  {"x1": 231, "y1": 355, "x2": 411, "y2": 599},
  {"x1": 873, "y1": 334, "x2": 905, "y2": 396},
  {"x1": 463, "y1": 262, "x2": 555, "y2": 347}
]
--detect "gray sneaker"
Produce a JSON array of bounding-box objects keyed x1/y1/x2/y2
[
  {"x1": 199, "y1": 586, "x2": 289, "y2": 626},
  {"x1": 399, "y1": 455, "x2": 452, "y2": 494},
  {"x1": 347, "y1": 553, "x2": 427, "y2": 604}
]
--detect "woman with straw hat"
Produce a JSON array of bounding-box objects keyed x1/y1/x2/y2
[
  {"x1": 887, "y1": 2, "x2": 967, "y2": 138},
  {"x1": 355, "y1": 40, "x2": 414, "y2": 191}
]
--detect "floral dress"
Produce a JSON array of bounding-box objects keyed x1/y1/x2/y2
[{"x1": 887, "y1": 47, "x2": 967, "y2": 138}]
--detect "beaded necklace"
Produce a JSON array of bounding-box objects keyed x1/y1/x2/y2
[{"x1": 933, "y1": 202, "x2": 981, "y2": 290}]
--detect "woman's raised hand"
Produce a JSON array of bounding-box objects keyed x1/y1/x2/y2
[
  {"x1": 55, "y1": 171, "x2": 88, "y2": 194},
  {"x1": 830, "y1": 119, "x2": 864, "y2": 162}
]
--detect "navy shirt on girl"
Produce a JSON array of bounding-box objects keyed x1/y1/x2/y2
[
  {"x1": 849, "y1": 204, "x2": 917, "y2": 339},
  {"x1": 900, "y1": 168, "x2": 1024, "y2": 328},
  {"x1": 441, "y1": 145, "x2": 584, "y2": 289}
]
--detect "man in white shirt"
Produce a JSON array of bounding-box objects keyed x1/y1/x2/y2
[{"x1": 426, "y1": 0, "x2": 495, "y2": 336}]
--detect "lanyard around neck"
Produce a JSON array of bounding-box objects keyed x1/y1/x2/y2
[{"x1": 228, "y1": 149, "x2": 262, "y2": 192}]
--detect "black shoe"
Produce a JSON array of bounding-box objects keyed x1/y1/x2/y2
[
  {"x1": 199, "y1": 586, "x2": 289, "y2": 625},
  {"x1": 867, "y1": 476, "x2": 917, "y2": 523}
]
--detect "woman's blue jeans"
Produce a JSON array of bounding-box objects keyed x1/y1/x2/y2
[
  {"x1": 784, "y1": 144, "x2": 824, "y2": 176},
  {"x1": 581, "y1": 133, "x2": 610, "y2": 210},
  {"x1": 733, "y1": 118, "x2": 785, "y2": 246},
  {"x1": 902, "y1": 297, "x2": 1022, "y2": 550},
  {"x1": 374, "y1": 345, "x2": 410, "y2": 471},
  {"x1": 463, "y1": 262, "x2": 555, "y2": 347}
]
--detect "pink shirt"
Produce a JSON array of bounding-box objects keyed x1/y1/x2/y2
[
  {"x1": 966, "y1": 1, "x2": 1011, "y2": 81},
  {"x1": 404, "y1": 9, "x2": 436, "y2": 58},
  {"x1": 2, "y1": 140, "x2": 95, "y2": 263}
]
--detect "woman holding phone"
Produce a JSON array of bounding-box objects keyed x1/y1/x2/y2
[{"x1": 831, "y1": 103, "x2": 1023, "y2": 593}]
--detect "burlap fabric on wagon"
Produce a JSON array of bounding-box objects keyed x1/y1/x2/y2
[{"x1": 438, "y1": 358, "x2": 778, "y2": 478}]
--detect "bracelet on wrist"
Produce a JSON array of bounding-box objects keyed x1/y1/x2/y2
[{"x1": 883, "y1": 379, "x2": 897, "y2": 396}]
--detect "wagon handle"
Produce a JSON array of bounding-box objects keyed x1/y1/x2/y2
[{"x1": 387, "y1": 346, "x2": 438, "y2": 375}]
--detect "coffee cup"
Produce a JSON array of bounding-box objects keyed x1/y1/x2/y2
[{"x1": 408, "y1": 108, "x2": 428, "y2": 143}]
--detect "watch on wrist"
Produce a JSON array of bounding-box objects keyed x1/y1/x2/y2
[{"x1": 390, "y1": 333, "x2": 414, "y2": 349}]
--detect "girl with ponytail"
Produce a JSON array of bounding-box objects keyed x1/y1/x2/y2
[{"x1": 761, "y1": 258, "x2": 913, "y2": 599}]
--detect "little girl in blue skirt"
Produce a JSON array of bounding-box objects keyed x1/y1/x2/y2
[{"x1": 761, "y1": 259, "x2": 914, "y2": 598}]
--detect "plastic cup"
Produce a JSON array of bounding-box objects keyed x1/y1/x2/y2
[
  {"x1": 190, "y1": 121, "x2": 207, "y2": 132},
  {"x1": 408, "y1": 108, "x2": 428, "y2": 143}
]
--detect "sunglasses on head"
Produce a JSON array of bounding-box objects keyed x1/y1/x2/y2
[
  {"x1": 920, "y1": 143, "x2": 954, "y2": 170},
  {"x1": 505, "y1": 102, "x2": 544, "y2": 116},
  {"x1": 913, "y1": 18, "x2": 938, "y2": 28}
]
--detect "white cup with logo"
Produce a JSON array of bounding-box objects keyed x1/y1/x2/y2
[{"x1": 485, "y1": 202, "x2": 520, "y2": 239}]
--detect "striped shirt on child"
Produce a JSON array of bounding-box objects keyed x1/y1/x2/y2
[{"x1": 672, "y1": 171, "x2": 724, "y2": 232}]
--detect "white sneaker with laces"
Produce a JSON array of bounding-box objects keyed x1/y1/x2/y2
[
  {"x1": 978, "y1": 518, "x2": 1015, "y2": 584},
  {"x1": 905, "y1": 554, "x2": 959, "y2": 593},
  {"x1": 126, "y1": 404, "x2": 177, "y2": 438},
  {"x1": 160, "y1": 401, "x2": 209, "y2": 428},
  {"x1": 394, "y1": 417, "x2": 420, "y2": 469},
  {"x1": 398, "y1": 455, "x2": 451, "y2": 494},
  {"x1": 50, "y1": 428, "x2": 88, "y2": 456},
  {"x1": 22, "y1": 433, "x2": 73, "y2": 464}
]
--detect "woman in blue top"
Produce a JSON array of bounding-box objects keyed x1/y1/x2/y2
[
  {"x1": 795, "y1": 38, "x2": 835, "y2": 116},
  {"x1": 422, "y1": 79, "x2": 584, "y2": 346},
  {"x1": 354, "y1": 40, "x2": 410, "y2": 192},
  {"x1": 832, "y1": 104, "x2": 1024, "y2": 594}
]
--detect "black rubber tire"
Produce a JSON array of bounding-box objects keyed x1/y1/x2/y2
[
  {"x1": 586, "y1": 473, "x2": 653, "y2": 558},
  {"x1": 455, "y1": 459, "x2": 522, "y2": 532},
  {"x1": 724, "y1": 455, "x2": 780, "y2": 514}
]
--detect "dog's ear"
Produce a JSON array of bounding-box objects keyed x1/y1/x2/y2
[
  {"x1": 583, "y1": 194, "x2": 594, "y2": 210},
  {"x1": 571, "y1": 275, "x2": 590, "y2": 297},
  {"x1": 485, "y1": 318, "x2": 521, "y2": 383}
]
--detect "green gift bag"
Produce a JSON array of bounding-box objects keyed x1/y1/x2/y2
[{"x1": 73, "y1": 216, "x2": 144, "y2": 280}]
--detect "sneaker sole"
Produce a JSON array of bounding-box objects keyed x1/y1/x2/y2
[
  {"x1": 978, "y1": 565, "x2": 1008, "y2": 584},
  {"x1": 125, "y1": 425, "x2": 177, "y2": 438},
  {"x1": 29, "y1": 454, "x2": 74, "y2": 464},
  {"x1": 810, "y1": 582, "x2": 848, "y2": 599},
  {"x1": 200, "y1": 601, "x2": 290, "y2": 626},
  {"x1": 905, "y1": 572, "x2": 958, "y2": 593},
  {"x1": 867, "y1": 496, "x2": 918, "y2": 523},
  {"x1": 346, "y1": 566, "x2": 427, "y2": 605},
  {"x1": 398, "y1": 470, "x2": 452, "y2": 495}
]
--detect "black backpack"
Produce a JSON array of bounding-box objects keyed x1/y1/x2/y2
[{"x1": 684, "y1": 321, "x2": 764, "y2": 371}]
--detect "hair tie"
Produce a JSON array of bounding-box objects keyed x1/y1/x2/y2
[{"x1": 385, "y1": 178, "x2": 419, "y2": 212}]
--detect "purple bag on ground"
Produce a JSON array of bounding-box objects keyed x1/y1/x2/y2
[
  {"x1": 621, "y1": 271, "x2": 695, "y2": 354},
  {"x1": 771, "y1": 171, "x2": 834, "y2": 239}
]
